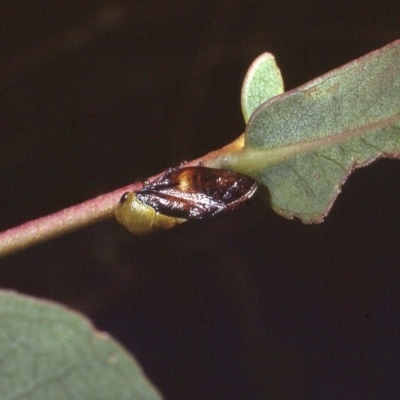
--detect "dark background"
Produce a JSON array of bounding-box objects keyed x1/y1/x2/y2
[{"x1": 1, "y1": 1, "x2": 400, "y2": 399}]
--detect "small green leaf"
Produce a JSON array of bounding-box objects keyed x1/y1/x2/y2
[
  {"x1": 221, "y1": 39, "x2": 400, "y2": 223},
  {"x1": 0, "y1": 291, "x2": 161, "y2": 400},
  {"x1": 241, "y1": 52, "x2": 284, "y2": 123}
]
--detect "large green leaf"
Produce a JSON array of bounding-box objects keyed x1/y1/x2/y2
[
  {"x1": 219, "y1": 39, "x2": 400, "y2": 223},
  {"x1": 0, "y1": 291, "x2": 161, "y2": 400}
]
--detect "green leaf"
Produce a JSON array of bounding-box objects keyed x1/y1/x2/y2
[
  {"x1": 0, "y1": 290, "x2": 162, "y2": 400},
  {"x1": 241, "y1": 52, "x2": 284, "y2": 123},
  {"x1": 221, "y1": 39, "x2": 400, "y2": 223}
]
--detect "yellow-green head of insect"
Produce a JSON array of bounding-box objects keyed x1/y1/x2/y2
[{"x1": 115, "y1": 192, "x2": 186, "y2": 236}]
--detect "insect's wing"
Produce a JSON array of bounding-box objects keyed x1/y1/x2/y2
[
  {"x1": 137, "y1": 189, "x2": 226, "y2": 219},
  {"x1": 138, "y1": 167, "x2": 258, "y2": 219}
]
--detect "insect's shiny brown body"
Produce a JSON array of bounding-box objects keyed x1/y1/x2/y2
[{"x1": 136, "y1": 166, "x2": 258, "y2": 219}]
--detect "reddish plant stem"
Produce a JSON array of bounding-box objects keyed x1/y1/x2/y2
[
  {"x1": 0, "y1": 138, "x2": 243, "y2": 258},
  {"x1": 0, "y1": 183, "x2": 139, "y2": 258}
]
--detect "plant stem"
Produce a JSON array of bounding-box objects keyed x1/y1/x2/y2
[
  {"x1": 0, "y1": 184, "x2": 138, "y2": 258},
  {"x1": 0, "y1": 137, "x2": 244, "y2": 258}
]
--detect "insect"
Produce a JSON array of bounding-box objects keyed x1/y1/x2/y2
[{"x1": 115, "y1": 165, "x2": 258, "y2": 236}]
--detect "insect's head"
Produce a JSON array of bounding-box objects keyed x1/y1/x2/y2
[{"x1": 116, "y1": 192, "x2": 186, "y2": 236}]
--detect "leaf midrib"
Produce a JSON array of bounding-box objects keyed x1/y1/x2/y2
[{"x1": 226, "y1": 111, "x2": 400, "y2": 172}]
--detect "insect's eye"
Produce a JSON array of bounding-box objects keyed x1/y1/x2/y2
[{"x1": 119, "y1": 192, "x2": 130, "y2": 204}]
